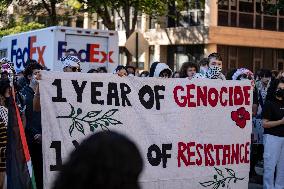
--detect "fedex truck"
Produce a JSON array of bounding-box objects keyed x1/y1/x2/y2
[{"x1": 0, "y1": 26, "x2": 119, "y2": 73}]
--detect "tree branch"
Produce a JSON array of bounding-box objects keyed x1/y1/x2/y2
[
  {"x1": 131, "y1": 8, "x2": 138, "y2": 34},
  {"x1": 115, "y1": 7, "x2": 127, "y2": 30},
  {"x1": 41, "y1": 0, "x2": 52, "y2": 17},
  {"x1": 96, "y1": 6, "x2": 115, "y2": 30}
]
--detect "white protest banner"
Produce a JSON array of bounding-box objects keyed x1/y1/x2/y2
[{"x1": 40, "y1": 71, "x2": 252, "y2": 189}]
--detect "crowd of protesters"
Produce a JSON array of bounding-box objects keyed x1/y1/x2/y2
[{"x1": 0, "y1": 52, "x2": 283, "y2": 189}]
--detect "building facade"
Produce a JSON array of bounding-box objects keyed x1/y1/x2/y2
[
  {"x1": 5, "y1": 0, "x2": 284, "y2": 73},
  {"x1": 96, "y1": 0, "x2": 284, "y2": 73}
]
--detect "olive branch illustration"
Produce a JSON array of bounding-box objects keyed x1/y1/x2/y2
[
  {"x1": 199, "y1": 167, "x2": 245, "y2": 189},
  {"x1": 57, "y1": 103, "x2": 122, "y2": 136}
]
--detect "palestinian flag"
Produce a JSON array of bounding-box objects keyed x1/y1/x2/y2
[{"x1": 7, "y1": 96, "x2": 37, "y2": 189}]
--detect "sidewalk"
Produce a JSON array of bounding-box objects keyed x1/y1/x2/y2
[{"x1": 248, "y1": 183, "x2": 263, "y2": 189}]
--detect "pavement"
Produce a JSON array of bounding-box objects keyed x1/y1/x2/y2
[{"x1": 248, "y1": 183, "x2": 263, "y2": 189}]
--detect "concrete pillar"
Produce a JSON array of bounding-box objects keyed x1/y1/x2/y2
[
  {"x1": 71, "y1": 18, "x2": 76, "y2": 27},
  {"x1": 83, "y1": 12, "x2": 90, "y2": 29},
  {"x1": 141, "y1": 13, "x2": 149, "y2": 70},
  {"x1": 204, "y1": 44, "x2": 217, "y2": 57},
  {"x1": 205, "y1": 0, "x2": 218, "y2": 27},
  {"x1": 153, "y1": 45, "x2": 161, "y2": 62}
]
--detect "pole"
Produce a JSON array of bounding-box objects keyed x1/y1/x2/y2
[{"x1": 136, "y1": 32, "x2": 139, "y2": 68}]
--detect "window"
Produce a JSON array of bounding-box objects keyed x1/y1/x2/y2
[
  {"x1": 136, "y1": 17, "x2": 141, "y2": 29},
  {"x1": 239, "y1": 13, "x2": 254, "y2": 28},
  {"x1": 149, "y1": 17, "x2": 157, "y2": 29},
  {"x1": 76, "y1": 17, "x2": 84, "y2": 28},
  {"x1": 218, "y1": 0, "x2": 282, "y2": 31},
  {"x1": 218, "y1": 11, "x2": 228, "y2": 26},
  {"x1": 218, "y1": 0, "x2": 228, "y2": 10},
  {"x1": 239, "y1": 1, "x2": 254, "y2": 13},
  {"x1": 0, "y1": 49, "x2": 7, "y2": 59},
  {"x1": 263, "y1": 16, "x2": 277, "y2": 30},
  {"x1": 178, "y1": 10, "x2": 204, "y2": 27}
]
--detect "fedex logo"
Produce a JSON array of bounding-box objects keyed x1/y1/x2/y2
[
  {"x1": 58, "y1": 41, "x2": 114, "y2": 63},
  {"x1": 11, "y1": 36, "x2": 46, "y2": 68}
]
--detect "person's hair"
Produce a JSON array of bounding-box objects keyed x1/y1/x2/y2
[
  {"x1": 271, "y1": 70, "x2": 279, "y2": 78},
  {"x1": 199, "y1": 58, "x2": 209, "y2": 67},
  {"x1": 52, "y1": 131, "x2": 143, "y2": 189},
  {"x1": 25, "y1": 59, "x2": 38, "y2": 69},
  {"x1": 259, "y1": 69, "x2": 272, "y2": 78},
  {"x1": 98, "y1": 67, "x2": 107, "y2": 73},
  {"x1": 266, "y1": 77, "x2": 284, "y2": 101},
  {"x1": 126, "y1": 66, "x2": 136, "y2": 75},
  {"x1": 23, "y1": 61, "x2": 43, "y2": 79},
  {"x1": 172, "y1": 71, "x2": 180, "y2": 78},
  {"x1": 226, "y1": 69, "x2": 237, "y2": 80},
  {"x1": 1, "y1": 71, "x2": 8, "y2": 76},
  {"x1": 115, "y1": 65, "x2": 127, "y2": 73},
  {"x1": 139, "y1": 71, "x2": 149, "y2": 77},
  {"x1": 277, "y1": 70, "x2": 284, "y2": 79},
  {"x1": 0, "y1": 79, "x2": 10, "y2": 97},
  {"x1": 208, "y1": 53, "x2": 222, "y2": 62},
  {"x1": 179, "y1": 62, "x2": 198, "y2": 78},
  {"x1": 87, "y1": 69, "x2": 98, "y2": 73}
]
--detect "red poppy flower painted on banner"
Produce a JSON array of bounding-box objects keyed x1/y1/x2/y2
[{"x1": 231, "y1": 107, "x2": 250, "y2": 129}]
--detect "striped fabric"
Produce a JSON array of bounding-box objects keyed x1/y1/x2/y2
[
  {"x1": 0, "y1": 106, "x2": 8, "y2": 127},
  {"x1": 0, "y1": 122, "x2": 6, "y2": 172},
  {"x1": 0, "y1": 106, "x2": 7, "y2": 172}
]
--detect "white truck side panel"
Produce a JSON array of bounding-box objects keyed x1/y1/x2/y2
[
  {"x1": 0, "y1": 26, "x2": 119, "y2": 73},
  {"x1": 0, "y1": 28, "x2": 55, "y2": 73}
]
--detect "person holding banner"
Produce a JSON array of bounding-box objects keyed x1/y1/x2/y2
[
  {"x1": 149, "y1": 62, "x2": 172, "y2": 78},
  {"x1": 179, "y1": 62, "x2": 198, "y2": 80},
  {"x1": 192, "y1": 53, "x2": 226, "y2": 80},
  {"x1": 21, "y1": 62, "x2": 43, "y2": 189},
  {"x1": 52, "y1": 131, "x2": 143, "y2": 189},
  {"x1": 262, "y1": 78, "x2": 284, "y2": 189},
  {"x1": 114, "y1": 65, "x2": 128, "y2": 77}
]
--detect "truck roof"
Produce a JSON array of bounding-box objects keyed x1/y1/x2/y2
[{"x1": 1, "y1": 26, "x2": 117, "y2": 39}]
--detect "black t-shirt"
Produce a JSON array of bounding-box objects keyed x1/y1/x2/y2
[{"x1": 262, "y1": 100, "x2": 284, "y2": 137}]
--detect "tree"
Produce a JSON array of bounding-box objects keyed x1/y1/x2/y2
[
  {"x1": 5, "y1": 0, "x2": 79, "y2": 26},
  {"x1": 0, "y1": 19, "x2": 45, "y2": 37},
  {"x1": 70, "y1": 0, "x2": 181, "y2": 66},
  {"x1": 0, "y1": 0, "x2": 13, "y2": 26}
]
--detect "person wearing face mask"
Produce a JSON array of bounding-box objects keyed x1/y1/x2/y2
[
  {"x1": 256, "y1": 69, "x2": 272, "y2": 116},
  {"x1": 149, "y1": 62, "x2": 172, "y2": 78},
  {"x1": 198, "y1": 58, "x2": 209, "y2": 75},
  {"x1": 262, "y1": 78, "x2": 284, "y2": 189},
  {"x1": 21, "y1": 61, "x2": 43, "y2": 189},
  {"x1": 230, "y1": 68, "x2": 263, "y2": 180},
  {"x1": 204, "y1": 53, "x2": 226, "y2": 80}
]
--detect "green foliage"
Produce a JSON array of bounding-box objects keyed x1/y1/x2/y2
[
  {"x1": 0, "y1": 20, "x2": 45, "y2": 37},
  {"x1": 0, "y1": 0, "x2": 12, "y2": 16}
]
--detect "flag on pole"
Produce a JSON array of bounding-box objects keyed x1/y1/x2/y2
[{"x1": 7, "y1": 96, "x2": 37, "y2": 189}]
